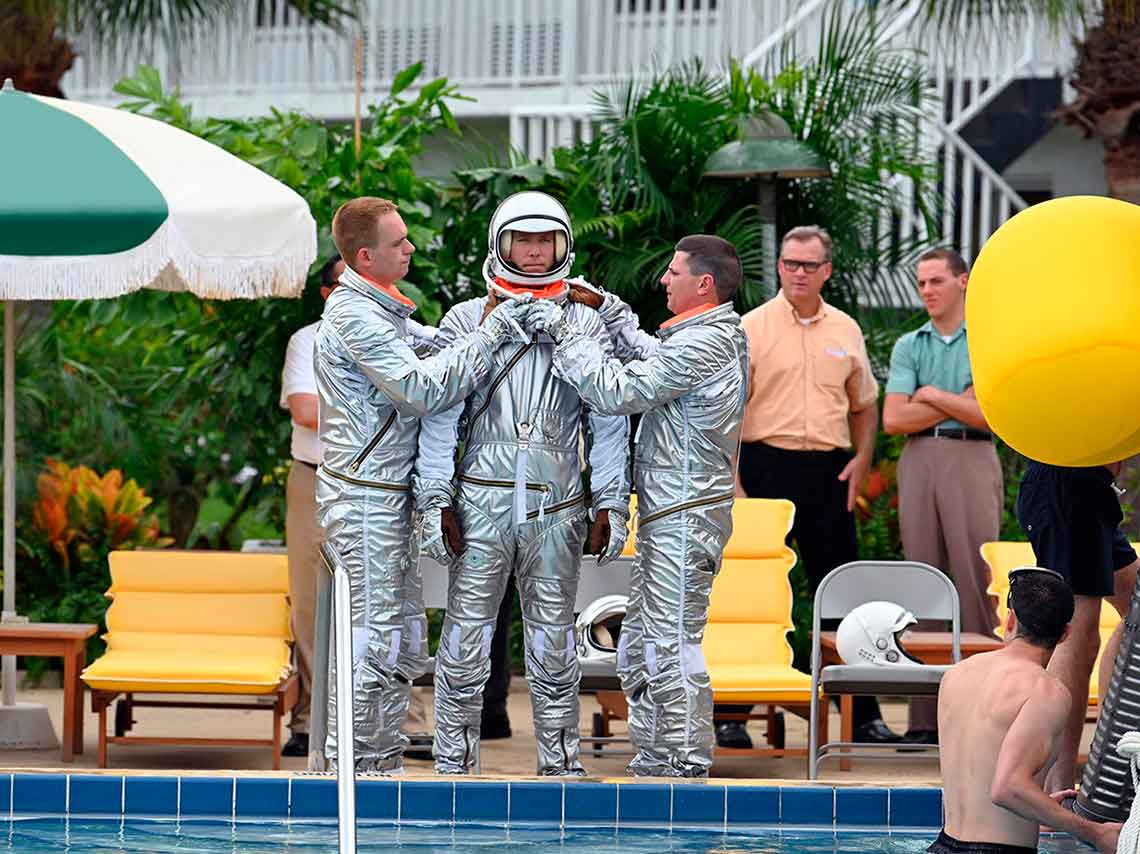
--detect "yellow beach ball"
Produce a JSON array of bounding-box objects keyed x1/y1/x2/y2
[{"x1": 966, "y1": 195, "x2": 1140, "y2": 467}]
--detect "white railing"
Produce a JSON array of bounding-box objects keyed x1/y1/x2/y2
[{"x1": 63, "y1": 0, "x2": 805, "y2": 115}]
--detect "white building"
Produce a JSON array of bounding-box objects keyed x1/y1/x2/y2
[{"x1": 62, "y1": 0, "x2": 1106, "y2": 271}]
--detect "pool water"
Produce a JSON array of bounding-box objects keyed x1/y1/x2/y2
[{"x1": 2, "y1": 820, "x2": 1090, "y2": 853}]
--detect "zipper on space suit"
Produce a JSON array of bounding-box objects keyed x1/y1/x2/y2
[{"x1": 514, "y1": 422, "x2": 533, "y2": 526}]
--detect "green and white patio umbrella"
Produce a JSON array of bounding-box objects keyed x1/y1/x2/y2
[{"x1": 0, "y1": 79, "x2": 317, "y2": 722}]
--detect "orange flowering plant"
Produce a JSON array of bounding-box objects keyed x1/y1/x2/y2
[{"x1": 19, "y1": 460, "x2": 172, "y2": 677}]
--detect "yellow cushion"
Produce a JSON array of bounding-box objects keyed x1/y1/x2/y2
[
  {"x1": 107, "y1": 592, "x2": 289, "y2": 638},
  {"x1": 702, "y1": 499, "x2": 807, "y2": 704},
  {"x1": 108, "y1": 550, "x2": 288, "y2": 594},
  {"x1": 725, "y1": 498, "x2": 795, "y2": 559},
  {"x1": 708, "y1": 558, "x2": 795, "y2": 626},
  {"x1": 82, "y1": 636, "x2": 290, "y2": 694},
  {"x1": 82, "y1": 550, "x2": 293, "y2": 695}
]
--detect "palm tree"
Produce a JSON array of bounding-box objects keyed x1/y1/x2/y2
[
  {"x1": 0, "y1": 0, "x2": 353, "y2": 98},
  {"x1": 897, "y1": 0, "x2": 1140, "y2": 203}
]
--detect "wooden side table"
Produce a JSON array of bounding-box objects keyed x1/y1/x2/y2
[{"x1": 0, "y1": 622, "x2": 97, "y2": 762}]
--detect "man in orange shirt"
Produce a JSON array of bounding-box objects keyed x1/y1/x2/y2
[{"x1": 728, "y1": 225, "x2": 898, "y2": 747}]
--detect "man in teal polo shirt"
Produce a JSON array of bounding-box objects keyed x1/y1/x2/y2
[{"x1": 883, "y1": 248, "x2": 1002, "y2": 745}]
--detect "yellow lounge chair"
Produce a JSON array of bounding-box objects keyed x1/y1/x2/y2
[
  {"x1": 81, "y1": 550, "x2": 297, "y2": 768},
  {"x1": 705, "y1": 497, "x2": 821, "y2": 759},
  {"x1": 981, "y1": 541, "x2": 1125, "y2": 711}
]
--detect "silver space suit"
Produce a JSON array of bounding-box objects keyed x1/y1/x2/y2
[
  {"x1": 314, "y1": 266, "x2": 528, "y2": 772},
  {"x1": 543, "y1": 294, "x2": 749, "y2": 777},
  {"x1": 414, "y1": 193, "x2": 631, "y2": 776}
]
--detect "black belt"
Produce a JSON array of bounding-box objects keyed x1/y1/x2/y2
[
  {"x1": 294, "y1": 459, "x2": 319, "y2": 471},
  {"x1": 913, "y1": 427, "x2": 992, "y2": 441}
]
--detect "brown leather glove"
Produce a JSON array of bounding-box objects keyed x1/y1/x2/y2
[
  {"x1": 587, "y1": 509, "x2": 611, "y2": 557},
  {"x1": 441, "y1": 507, "x2": 465, "y2": 557},
  {"x1": 568, "y1": 280, "x2": 604, "y2": 310}
]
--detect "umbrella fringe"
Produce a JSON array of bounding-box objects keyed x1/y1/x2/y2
[{"x1": 0, "y1": 219, "x2": 313, "y2": 301}]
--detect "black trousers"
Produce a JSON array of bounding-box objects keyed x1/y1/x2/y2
[
  {"x1": 723, "y1": 441, "x2": 882, "y2": 729},
  {"x1": 483, "y1": 574, "x2": 516, "y2": 717}
]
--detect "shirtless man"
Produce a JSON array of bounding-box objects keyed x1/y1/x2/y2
[{"x1": 935, "y1": 567, "x2": 1121, "y2": 854}]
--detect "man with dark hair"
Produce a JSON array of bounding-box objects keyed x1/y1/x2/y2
[
  {"x1": 883, "y1": 248, "x2": 1001, "y2": 745},
  {"x1": 934, "y1": 567, "x2": 1121, "y2": 854},
  {"x1": 1017, "y1": 457, "x2": 1139, "y2": 791},
  {"x1": 530, "y1": 234, "x2": 749, "y2": 777}
]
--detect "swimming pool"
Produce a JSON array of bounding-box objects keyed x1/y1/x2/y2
[{"x1": 0, "y1": 773, "x2": 1087, "y2": 853}]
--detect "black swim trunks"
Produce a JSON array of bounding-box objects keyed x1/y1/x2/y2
[
  {"x1": 927, "y1": 829, "x2": 1036, "y2": 854},
  {"x1": 1016, "y1": 461, "x2": 1137, "y2": 597}
]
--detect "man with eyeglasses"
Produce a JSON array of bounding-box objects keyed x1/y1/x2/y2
[{"x1": 728, "y1": 225, "x2": 897, "y2": 747}]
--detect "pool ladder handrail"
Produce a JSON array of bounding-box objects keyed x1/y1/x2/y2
[{"x1": 318, "y1": 544, "x2": 358, "y2": 854}]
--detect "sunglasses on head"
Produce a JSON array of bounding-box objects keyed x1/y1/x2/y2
[{"x1": 1006, "y1": 566, "x2": 1065, "y2": 608}]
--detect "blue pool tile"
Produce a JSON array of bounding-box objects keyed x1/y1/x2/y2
[
  {"x1": 455, "y1": 782, "x2": 507, "y2": 824},
  {"x1": 508, "y1": 781, "x2": 562, "y2": 823},
  {"x1": 726, "y1": 786, "x2": 779, "y2": 825},
  {"x1": 672, "y1": 785, "x2": 725, "y2": 826},
  {"x1": 13, "y1": 774, "x2": 66, "y2": 814},
  {"x1": 124, "y1": 776, "x2": 178, "y2": 816},
  {"x1": 289, "y1": 778, "x2": 337, "y2": 819},
  {"x1": 357, "y1": 780, "x2": 398, "y2": 820},
  {"x1": 68, "y1": 776, "x2": 122, "y2": 816},
  {"x1": 617, "y1": 783, "x2": 669, "y2": 825},
  {"x1": 890, "y1": 787, "x2": 942, "y2": 828},
  {"x1": 179, "y1": 777, "x2": 234, "y2": 818},
  {"x1": 564, "y1": 783, "x2": 617, "y2": 825},
  {"x1": 0, "y1": 775, "x2": 8, "y2": 815},
  {"x1": 781, "y1": 786, "x2": 833, "y2": 825},
  {"x1": 401, "y1": 780, "x2": 454, "y2": 822},
  {"x1": 235, "y1": 778, "x2": 288, "y2": 818},
  {"x1": 836, "y1": 788, "x2": 888, "y2": 827}
]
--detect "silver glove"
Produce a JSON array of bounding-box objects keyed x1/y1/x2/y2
[
  {"x1": 599, "y1": 509, "x2": 630, "y2": 566},
  {"x1": 480, "y1": 295, "x2": 533, "y2": 349},
  {"x1": 529, "y1": 299, "x2": 580, "y2": 342}
]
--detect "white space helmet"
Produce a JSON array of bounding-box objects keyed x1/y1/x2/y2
[
  {"x1": 575, "y1": 595, "x2": 627, "y2": 665},
  {"x1": 836, "y1": 601, "x2": 920, "y2": 666},
  {"x1": 484, "y1": 191, "x2": 574, "y2": 289}
]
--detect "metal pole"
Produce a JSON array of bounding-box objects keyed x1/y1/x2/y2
[
  {"x1": 332, "y1": 553, "x2": 357, "y2": 854},
  {"x1": 308, "y1": 556, "x2": 332, "y2": 771},
  {"x1": 757, "y1": 181, "x2": 779, "y2": 301},
  {"x1": 2, "y1": 300, "x2": 16, "y2": 707}
]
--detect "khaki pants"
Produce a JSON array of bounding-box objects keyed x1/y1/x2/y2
[
  {"x1": 898, "y1": 437, "x2": 1002, "y2": 732},
  {"x1": 286, "y1": 460, "x2": 322, "y2": 735}
]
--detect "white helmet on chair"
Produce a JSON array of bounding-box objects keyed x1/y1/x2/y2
[
  {"x1": 575, "y1": 595, "x2": 628, "y2": 665},
  {"x1": 483, "y1": 191, "x2": 574, "y2": 291},
  {"x1": 836, "y1": 601, "x2": 921, "y2": 666}
]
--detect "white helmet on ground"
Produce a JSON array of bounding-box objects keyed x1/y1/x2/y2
[
  {"x1": 575, "y1": 595, "x2": 628, "y2": 665},
  {"x1": 484, "y1": 191, "x2": 574, "y2": 289},
  {"x1": 836, "y1": 601, "x2": 920, "y2": 666}
]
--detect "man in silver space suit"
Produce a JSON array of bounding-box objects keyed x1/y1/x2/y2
[
  {"x1": 315, "y1": 196, "x2": 533, "y2": 773},
  {"x1": 414, "y1": 191, "x2": 631, "y2": 776},
  {"x1": 529, "y1": 234, "x2": 749, "y2": 777}
]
